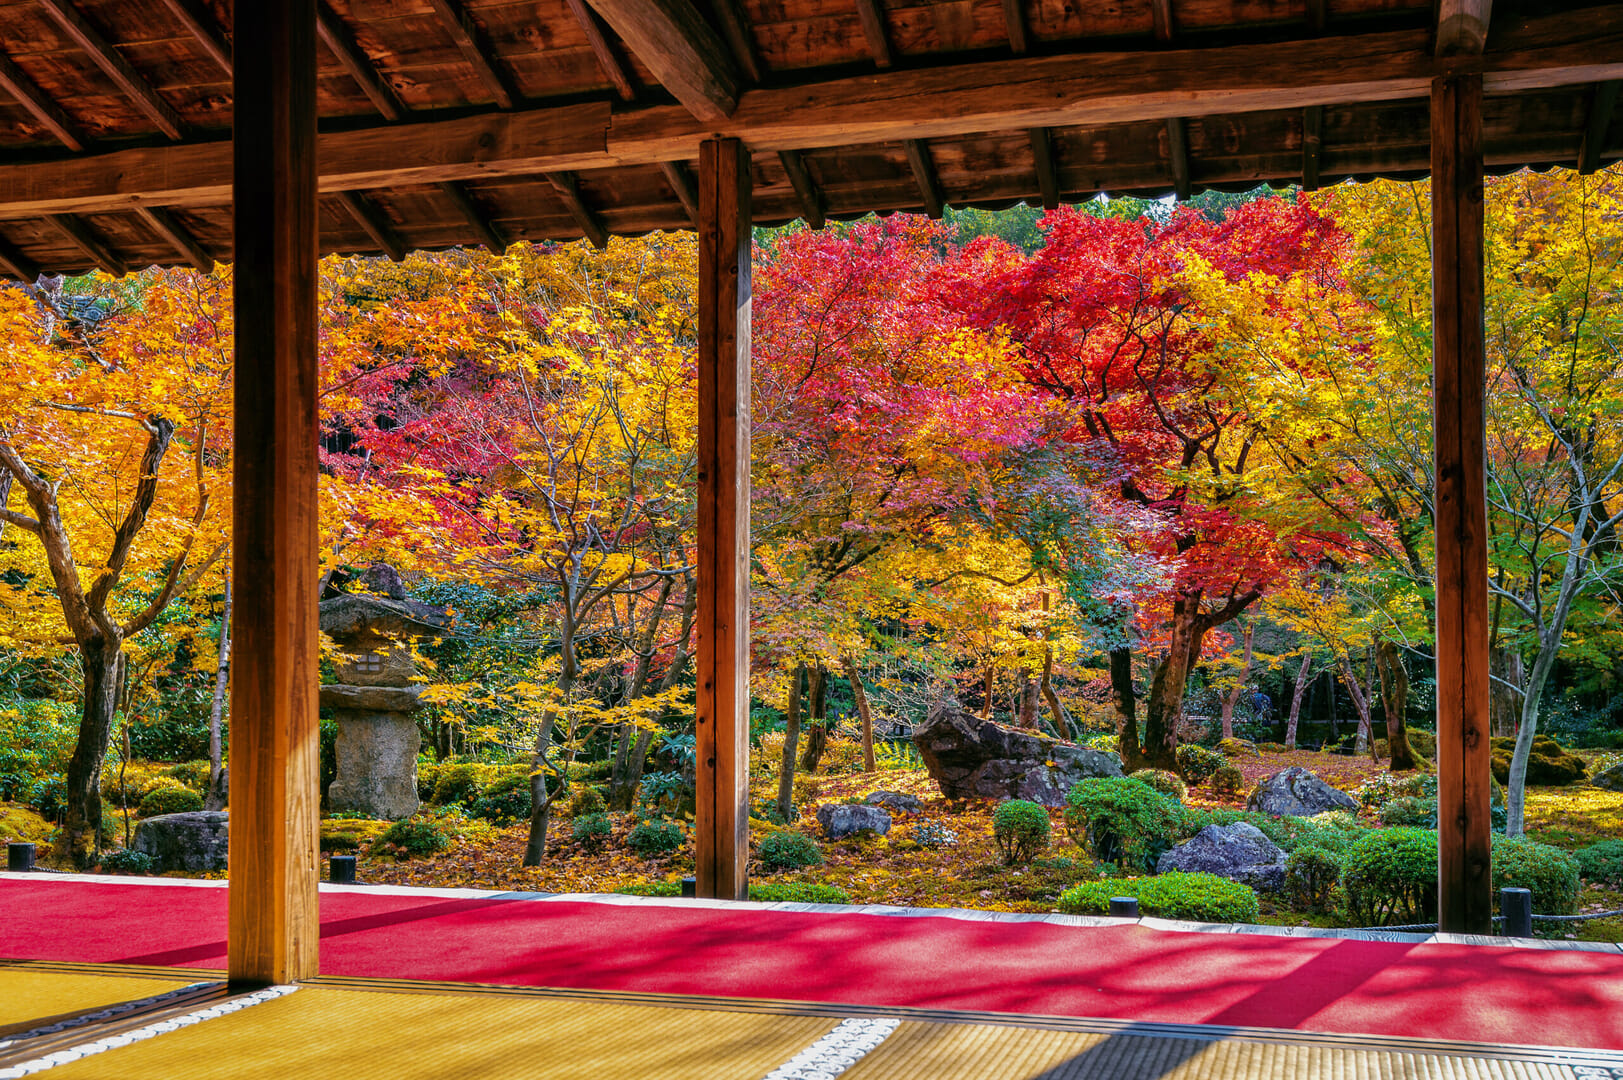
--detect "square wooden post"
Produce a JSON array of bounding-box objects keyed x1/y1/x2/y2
[
  {"x1": 229, "y1": 0, "x2": 322, "y2": 984},
  {"x1": 1431, "y1": 72, "x2": 1493, "y2": 935},
  {"x1": 695, "y1": 137, "x2": 751, "y2": 901}
]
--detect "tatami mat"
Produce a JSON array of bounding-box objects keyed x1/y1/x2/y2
[{"x1": 0, "y1": 965, "x2": 202, "y2": 1030}]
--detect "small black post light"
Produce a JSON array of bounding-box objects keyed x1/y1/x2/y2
[
  {"x1": 681, "y1": 876, "x2": 697, "y2": 898},
  {"x1": 1109, "y1": 897, "x2": 1140, "y2": 918},
  {"x1": 8, "y1": 842, "x2": 35, "y2": 873},
  {"x1": 330, "y1": 854, "x2": 357, "y2": 885},
  {"x1": 1501, "y1": 887, "x2": 1533, "y2": 938}
]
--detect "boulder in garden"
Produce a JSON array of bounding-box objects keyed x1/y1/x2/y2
[
  {"x1": 1592, "y1": 762, "x2": 1623, "y2": 793},
  {"x1": 913, "y1": 704, "x2": 1123, "y2": 808},
  {"x1": 816, "y1": 803, "x2": 892, "y2": 840},
  {"x1": 1246, "y1": 767, "x2": 1358, "y2": 817},
  {"x1": 132, "y1": 811, "x2": 229, "y2": 873},
  {"x1": 1157, "y1": 822, "x2": 1286, "y2": 893},
  {"x1": 864, "y1": 790, "x2": 922, "y2": 814}
]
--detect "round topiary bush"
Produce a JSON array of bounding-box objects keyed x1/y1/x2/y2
[
  {"x1": 137, "y1": 780, "x2": 204, "y2": 817},
  {"x1": 431, "y1": 762, "x2": 493, "y2": 807},
  {"x1": 1058, "y1": 871, "x2": 1259, "y2": 922},
  {"x1": 569, "y1": 785, "x2": 608, "y2": 818},
  {"x1": 759, "y1": 830, "x2": 823, "y2": 871},
  {"x1": 471, "y1": 772, "x2": 533, "y2": 824},
  {"x1": 164, "y1": 760, "x2": 212, "y2": 791},
  {"x1": 1210, "y1": 764, "x2": 1245, "y2": 799},
  {"x1": 992, "y1": 799, "x2": 1051, "y2": 865},
  {"x1": 1491, "y1": 835, "x2": 1580, "y2": 916},
  {"x1": 1175, "y1": 744, "x2": 1227, "y2": 785},
  {"x1": 1065, "y1": 777, "x2": 1183, "y2": 871},
  {"x1": 373, "y1": 817, "x2": 453, "y2": 858},
  {"x1": 1286, "y1": 845, "x2": 1343, "y2": 912},
  {"x1": 99, "y1": 849, "x2": 156, "y2": 875},
  {"x1": 571, "y1": 811, "x2": 612, "y2": 851},
  {"x1": 1216, "y1": 737, "x2": 1259, "y2": 757},
  {"x1": 1378, "y1": 795, "x2": 1437, "y2": 828},
  {"x1": 1577, "y1": 839, "x2": 1623, "y2": 886},
  {"x1": 626, "y1": 820, "x2": 685, "y2": 857},
  {"x1": 1130, "y1": 769, "x2": 1187, "y2": 801},
  {"x1": 1340, "y1": 827, "x2": 1438, "y2": 927}
]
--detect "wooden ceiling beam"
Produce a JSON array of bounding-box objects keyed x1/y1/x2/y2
[
  {"x1": 1436, "y1": 0, "x2": 1492, "y2": 58},
  {"x1": 1579, "y1": 80, "x2": 1621, "y2": 174},
  {"x1": 0, "y1": 51, "x2": 88, "y2": 152},
  {"x1": 547, "y1": 171, "x2": 609, "y2": 249},
  {"x1": 337, "y1": 190, "x2": 408, "y2": 261},
  {"x1": 133, "y1": 204, "x2": 212, "y2": 271},
  {"x1": 1166, "y1": 116, "x2": 1190, "y2": 200},
  {"x1": 318, "y1": 2, "x2": 407, "y2": 122},
  {"x1": 36, "y1": 0, "x2": 186, "y2": 140},
  {"x1": 564, "y1": 0, "x2": 637, "y2": 101},
  {"x1": 1150, "y1": 0, "x2": 1175, "y2": 43},
  {"x1": 585, "y1": 0, "x2": 741, "y2": 121},
  {"x1": 777, "y1": 149, "x2": 825, "y2": 228},
  {"x1": 660, "y1": 162, "x2": 700, "y2": 226},
  {"x1": 438, "y1": 181, "x2": 506, "y2": 252},
  {"x1": 1002, "y1": 0, "x2": 1027, "y2": 54},
  {"x1": 710, "y1": 0, "x2": 763, "y2": 83},
  {"x1": 1028, "y1": 127, "x2": 1058, "y2": 210},
  {"x1": 1302, "y1": 104, "x2": 1323, "y2": 190},
  {"x1": 854, "y1": 0, "x2": 893, "y2": 68},
  {"x1": 1306, "y1": 0, "x2": 1327, "y2": 34},
  {"x1": 157, "y1": 0, "x2": 232, "y2": 77},
  {"x1": 427, "y1": 0, "x2": 519, "y2": 110},
  {"x1": 0, "y1": 232, "x2": 39, "y2": 282},
  {"x1": 46, "y1": 213, "x2": 127, "y2": 276},
  {"x1": 903, "y1": 138, "x2": 944, "y2": 218}
]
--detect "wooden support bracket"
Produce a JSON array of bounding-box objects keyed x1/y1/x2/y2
[
  {"x1": 661, "y1": 162, "x2": 701, "y2": 227},
  {"x1": 904, "y1": 138, "x2": 944, "y2": 218},
  {"x1": 1029, "y1": 127, "x2": 1058, "y2": 210},
  {"x1": 778, "y1": 149, "x2": 825, "y2": 228}
]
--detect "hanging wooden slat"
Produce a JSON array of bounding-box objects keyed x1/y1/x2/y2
[
  {"x1": 1029, "y1": 127, "x2": 1058, "y2": 210},
  {"x1": 1578, "y1": 81, "x2": 1620, "y2": 174},
  {"x1": 904, "y1": 138, "x2": 943, "y2": 218}
]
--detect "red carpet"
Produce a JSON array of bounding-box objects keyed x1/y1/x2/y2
[{"x1": 4, "y1": 876, "x2": 1622, "y2": 1050}]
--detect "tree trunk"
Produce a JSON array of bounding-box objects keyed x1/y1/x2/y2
[
  {"x1": 843, "y1": 654, "x2": 876, "y2": 771},
  {"x1": 523, "y1": 608, "x2": 577, "y2": 866},
  {"x1": 1220, "y1": 622, "x2": 1255, "y2": 740},
  {"x1": 1040, "y1": 647, "x2": 1071, "y2": 741},
  {"x1": 1339, "y1": 653, "x2": 1373, "y2": 755},
  {"x1": 798, "y1": 664, "x2": 828, "y2": 772},
  {"x1": 1284, "y1": 652, "x2": 1313, "y2": 750},
  {"x1": 1111, "y1": 645, "x2": 1147, "y2": 771},
  {"x1": 61, "y1": 641, "x2": 124, "y2": 867},
  {"x1": 775, "y1": 664, "x2": 805, "y2": 823},
  {"x1": 205, "y1": 575, "x2": 232, "y2": 810},
  {"x1": 1141, "y1": 602, "x2": 1207, "y2": 771},
  {"x1": 1018, "y1": 672, "x2": 1038, "y2": 728},
  {"x1": 1489, "y1": 644, "x2": 1524, "y2": 738},
  {"x1": 981, "y1": 664, "x2": 995, "y2": 720},
  {"x1": 1377, "y1": 639, "x2": 1418, "y2": 770}
]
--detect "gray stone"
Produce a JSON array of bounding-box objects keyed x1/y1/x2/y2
[
  {"x1": 1592, "y1": 762, "x2": 1623, "y2": 793},
  {"x1": 864, "y1": 790, "x2": 922, "y2": 814},
  {"x1": 1157, "y1": 822, "x2": 1287, "y2": 892},
  {"x1": 1246, "y1": 767, "x2": 1359, "y2": 817},
  {"x1": 132, "y1": 811, "x2": 229, "y2": 873},
  {"x1": 913, "y1": 704, "x2": 1124, "y2": 807},
  {"x1": 327, "y1": 711, "x2": 421, "y2": 819},
  {"x1": 319, "y1": 593, "x2": 450, "y2": 642},
  {"x1": 816, "y1": 803, "x2": 892, "y2": 840},
  {"x1": 319, "y1": 684, "x2": 425, "y2": 712}
]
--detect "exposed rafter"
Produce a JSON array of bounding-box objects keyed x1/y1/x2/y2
[
  {"x1": 157, "y1": 0, "x2": 232, "y2": 77},
  {"x1": 547, "y1": 171, "x2": 609, "y2": 249},
  {"x1": 337, "y1": 190, "x2": 407, "y2": 261},
  {"x1": 1579, "y1": 80, "x2": 1621, "y2": 174},
  {"x1": 36, "y1": 0, "x2": 186, "y2": 140},
  {"x1": 45, "y1": 213, "x2": 128, "y2": 276},
  {"x1": 0, "y1": 231, "x2": 39, "y2": 282},
  {"x1": 777, "y1": 149, "x2": 825, "y2": 228},
  {"x1": 427, "y1": 0, "x2": 519, "y2": 110},
  {"x1": 1436, "y1": 0, "x2": 1491, "y2": 58},
  {"x1": 1306, "y1": 0, "x2": 1327, "y2": 34},
  {"x1": 853, "y1": 0, "x2": 893, "y2": 68},
  {"x1": 585, "y1": 0, "x2": 741, "y2": 122},
  {"x1": 1302, "y1": 104, "x2": 1323, "y2": 190},
  {"x1": 438, "y1": 181, "x2": 506, "y2": 253},
  {"x1": 133, "y1": 204, "x2": 212, "y2": 271},
  {"x1": 660, "y1": 162, "x2": 700, "y2": 226},
  {"x1": 0, "y1": 51, "x2": 88, "y2": 152},
  {"x1": 1002, "y1": 0, "x2": 1027, "y2": 54},
  {"x1": 1150, "y1": 0, "x2": 1175, "y2": 43},
  {"x1": 903, "y1": 139, "x2": 943, "y2": 219},
  {"x1": 564, "y1": 0, "x2": 637, "y2": 101},
  {"x1": 318, "y1": 1, "x2": 407, "y2": 122},
  {"x1": 1166, "y1": 116, "x2": 1190, "y2": 200},
  {"x1": 709, "y1": 0, "x2": 763, "y2": 83},
  {"x1": 1028, "y1": 127, "x2": 1058, "y2": 210}
]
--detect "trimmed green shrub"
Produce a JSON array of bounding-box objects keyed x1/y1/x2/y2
[
  {"x1": 1492, "y1": 835, "x2": 1580, "y2": 916},
  {"x1": 431, "y1": 762, "x2": 493, "y2": 807},
  {"x1": 164, "y1": 760, "x2": 212, "y2": 792},
  {"x1": 1175, "y1": 745, "x2": 1227, "y2": 784},
  {"x1": 137, "y1": 780, "x2": 203, "y2": 817},
  {"x1": 1216, "y1": 738, "x2": 1259, "y2": 757},
  {"x1": 1340, "y1": 827, "x2": 1437, "y2": 926},
  {"x1": 749, "y1": 881, "x2": 850, "y2": 904},
  {"x1": 572, "y1": 812, "x2": 612, "y2": 851},
  {"x1": 1210, "y1": 764, "x2": 1245, "y2": 798},
  {"x1": 568, "y1": 785, "x2": 607, "y2": 818},
  {"x1": 1058, "y1": 872, "x2": 1259, "y2": 922},
  {"x1": 1577, "y1": 839, "x2": 1623, "y2": 886},
  {"x1": 626, "y1": 820, "x2": 685, "y2": 857},
  {"x1": 759, "y1": 831, "x2": 822, "y2": 871},
  {"x1": 1130, "y1": 769, "x2": 1187, "y2": 801},
  {"x1": 1379, "y1": 795, "x2": 1437, "y2": 828},
  {"x1": 1065, "y1": 778, "x2": 1182, "y2": 871},
  {"x1": 373, "y1": 817, "x2": 453, "y2": 857},
  {"x1": 1286, "y1": 845, "x2": 1343, "y2": 912},
  {"x1": 99, "y1": 850, "x2": 156, "y2": 875},
  {"x1": 992, "y1": 800, "x2": 1051, "y2": 865},
  {"x1": 471, "y1": 772, "x2": 533, "y2": 824}
]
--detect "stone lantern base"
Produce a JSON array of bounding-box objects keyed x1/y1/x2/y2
[{"x1": 322, "y1": 685, "x2": 423, "y2": 820}]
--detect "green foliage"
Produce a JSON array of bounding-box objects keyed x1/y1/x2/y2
[
  {"x1": 1491, "y1": 736, "x2": 1588, "y2": 786},
  {"x1": 98, "y1": 849, "x2": 156, "y2": 874},
  {"x1": 572, "y1": 812, "x2": 612, "y2": 851},
  {"x1": 1286, "y1": 845, "x2": 1343, "y2": 912},
  {"x1": 1058, "y1": 872, "x2": 1260, "y2": 922},
  {"x1": 127, "y1": 714, "x2": 212, "y2": 763},
  {"x1": 748, "y1": 881, "x2": 850, "y2": 904},
  {"x1": 568, "y1": 785, "x2": 607, "y2": 818},
  {"x1": 432, "y1": 762, "x2": 493, "y2": 807},
  {"x1": 1086, "y1": 734, "x2": 1119, "y2": 753},
  {"x1": 163, "y1": 760, "x2": 212, "y2": 792},
  {"x1": 1065, "y1": 777, "x2": 1182, "y2": 871},
  {"x1": 137, "y1": 780, "x2": 202, "y2": 817},
  {"x1": 873, "y1": 741, "x2": 923, "y2": 770},
  {"x1": 1175, "y1": 744, "x2": 1227, "y2": 784},
  {"x1": 1404, "y1": 730, "x2": 1437, "y2": 759},
  {"x1": 321, "y1": 830, "x2": 362, "y2": 853},
  {"x1": 0, "y1": 698, "x2": 76, "y2": 799},
  {"x1": 1130, "y1": 769, "x2": 1187, "y2": 801},
  {"x1": 374, "y1": 817, "x2": 453, "y2": 857},
  {"x1": 1577, "y1": 839, "x2": 1623, "y2": 886},
  {"x1": 1491, "y1": 835, "x2": 1580, "y2": 916},
  {"x1": 992, "y1": 799, "x2": 1051, "y2": 865},
  {"x1": 471, "y1": 771, "x2": 533, "y2": 824},
  {"x1": 1340, "y1": 827, "x2": 1438, "y2": 927},
  {"x1": 626, "y1": 820, "x2": 685, "y2": 857},
  {"x1": 638, "y1": 771, "x2": 693, "y2": 818},
  {"x1": 0, "y1": 803, "x2": 53, "y2": 845},
  {"x1": 759, "y1": 830, "x2": 823, "y2": 871},
  {"x1": 1210, "y1": 764, "x2": 1245, "y2": 798},
  {"x1": 1216, "y1": 738, "x2": 1259, "y2": 757},
  {"x1": 1379, "y1": 796, "x2": 1437, "y2": 828},
  {"x1": 26, "y1": 775, "x2": 67, "y2": 820}
]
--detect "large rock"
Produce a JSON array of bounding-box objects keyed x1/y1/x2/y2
[
  {"x1": 816, "y1": 803, "x2": 892, "y2": 839},
  {"x1": 1157, "y1": 822, "x2": 1286, "y2": 892},
  {"x1": 1246, "y1": 767, "x2": 1359, "y2": 817},
  {"x1": 327, "y1": 710, "x2": 421, "y2": 819},
  {"x1": 864, "y1": 790, "x2": 922, "y2": 814},
  {"x1": 913, "y1": 704, "x2": 1124, "y2": 808},
  {"x1": 132, "y1": 811, "x2": 228, "y2": 873},
  {"x1": 1592, "y1": 762, "x2": 1623, "y2": 793}
]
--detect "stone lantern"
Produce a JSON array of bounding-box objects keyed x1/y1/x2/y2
[{"x1": 319, "y1": 566, "x2": 449, "y2": 819}]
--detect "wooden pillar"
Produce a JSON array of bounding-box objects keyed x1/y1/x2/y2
[
  {"x1": 694, "y1": 137, "x2": 751, "y2": 901},
  {"x1": 229, "y1": 0, "x2": 321, "y2": 984},
  {"x1": 1431, "y1": 73, "x2": 1492, "y2": 935}
]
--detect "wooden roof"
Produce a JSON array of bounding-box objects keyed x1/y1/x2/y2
[{"x1": 0, "y1": 0, "x2": 1618, "y2": 277}]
